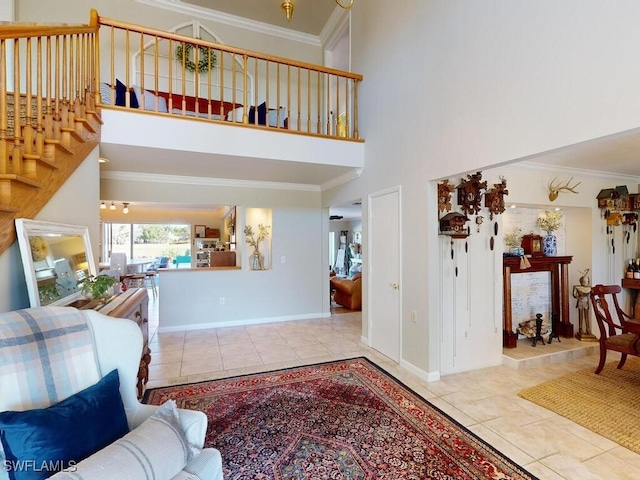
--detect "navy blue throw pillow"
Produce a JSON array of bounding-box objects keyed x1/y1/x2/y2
[
  {"x1": 115, "y1": 79, "x2": 139, "y2": 108},
  {"x1": 248, "y1": 102, "x2": 268, "y2": 125},
  {"x1": 0, "y1": 369, "x2": 129, "y2": 480}
]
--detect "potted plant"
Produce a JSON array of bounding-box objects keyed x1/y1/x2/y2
[
  {"x1": 78, "y1": 274, "x2": 119, "y2": 300},
  {"x1": 504, "y1": 227, "x2": 524, "y2": 255}
]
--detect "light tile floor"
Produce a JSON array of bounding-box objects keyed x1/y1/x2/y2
[{"x1": 145, "y1": 291, "x2": 640, "y2": 480}]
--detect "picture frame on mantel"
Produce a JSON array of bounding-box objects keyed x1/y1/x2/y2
[{"x1": 194, "y1": 225, "x2": 206, "y2": 238}]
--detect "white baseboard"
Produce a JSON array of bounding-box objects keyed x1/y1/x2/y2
[
  {"x1": 158, "y1": 312, "x2": 330, "y2": 333},
  {"x1": 400, "y1": 358, "x2": 440, "y2": 382}
]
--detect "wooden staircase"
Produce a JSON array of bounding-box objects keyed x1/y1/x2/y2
[{"x1": 0, "y1": 13, "x2": 101, "y2": 254}]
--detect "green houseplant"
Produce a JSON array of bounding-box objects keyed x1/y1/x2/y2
[{"x1": 78, "y1": 274, "x2": 119, "y2": 300}]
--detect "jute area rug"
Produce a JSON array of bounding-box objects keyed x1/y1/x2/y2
[
  {"x1": 518, "y1": 357, "x2": 640, "y2": 454},
  {"x1": 144, "y1": 357, "x2": 536, "y2": 479}
]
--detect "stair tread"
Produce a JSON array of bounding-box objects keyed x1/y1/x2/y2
[{"x1": 0, "y1": 174, "x2": 42, "y2": 187}]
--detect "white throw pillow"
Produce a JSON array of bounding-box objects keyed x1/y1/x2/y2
[
  {"x1": 268, "y1": 107, "x2": 287, "y2": 127},
  {"x1": 133, "y1": 85, "x2": 168, "y2": 113},
  {"x1": 48, "y1": 400, "x2": 197, "y2": 480}
]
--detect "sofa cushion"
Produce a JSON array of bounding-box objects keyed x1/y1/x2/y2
[
  {"x1": 0, "y1": 369, "x2": 128, "y2": 480},
  {"x1": 48, "y1": 400, "x2": 196, "y2": 480}
]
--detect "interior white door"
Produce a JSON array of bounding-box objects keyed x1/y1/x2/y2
[{"x1": 369, "y1": 188, "x2": 401, "y2": 362}]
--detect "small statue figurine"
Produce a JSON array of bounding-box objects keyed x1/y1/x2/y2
[{"x1": 573, "y1": 268, "x2": 597, "y2": 342}]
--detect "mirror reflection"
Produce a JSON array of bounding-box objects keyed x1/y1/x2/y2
[{"x1": 16, "y1": 219, "x2": 96, "y2": 307}]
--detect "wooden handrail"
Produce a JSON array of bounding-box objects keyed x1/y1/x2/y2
[
  {"x1": 97, "y1": 15, "x2": 362, "y2": 82},
  {"x1": 97, "y1": 11, "x2": 362, "y2": 140}
]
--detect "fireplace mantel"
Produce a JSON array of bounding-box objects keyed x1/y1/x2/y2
[{"x1": 503, "y1": 255, "x2": 573, "y2": 348}]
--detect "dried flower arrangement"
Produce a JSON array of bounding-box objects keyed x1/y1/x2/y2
[{"x1": 536, "y1": 210, "x2": 563, "y2": 232}]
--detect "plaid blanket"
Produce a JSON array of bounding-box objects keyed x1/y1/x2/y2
[{"x1": 0, "y1": 306, "x2": 100, "y2": 412}]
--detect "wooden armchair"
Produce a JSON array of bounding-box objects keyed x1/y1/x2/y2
[{"x1": 589, "y1": 284, "x2": 640, "y2": 374}]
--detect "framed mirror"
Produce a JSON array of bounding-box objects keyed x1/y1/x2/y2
[{"x1": 15, "y1": 218, "x2": 97, "y2": 307}]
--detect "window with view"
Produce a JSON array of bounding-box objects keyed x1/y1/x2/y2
[{"x1": 103, "y1": 223, "x2": 191, "y2": 267}]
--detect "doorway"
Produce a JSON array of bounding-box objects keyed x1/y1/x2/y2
[{"x1": 369, "y1": 187, "x2": 402, "y2": 362}]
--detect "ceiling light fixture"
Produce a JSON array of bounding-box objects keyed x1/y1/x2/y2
[
  {"x1": 110, "y1": 202, "x2": 116, "y2": 210},
  {"x1": 122, "y1": 202, "x2": 130, "y2": 215},
  {"x1": 281, "y1": 0, "x2": 354, "y2": 22},
  {"x1": 100, "y1": 201, "x2": 106, "y2": 210}
]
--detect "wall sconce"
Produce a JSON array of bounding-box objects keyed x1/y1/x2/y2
[
  {"x1": 122, "y1": 202, "x2": 130, "y2": 215},
  {"x1": 100, "y1": 202, "x2": 106, "y2": 210},
  {"x1": 109, "y1": 202, "x2": 116, "y2": 210}
]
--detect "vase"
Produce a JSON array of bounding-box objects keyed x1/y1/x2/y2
[
  {"x1": 543, "y1": 231, "x2": 557, "y2": 256},
  {"x1": 250, "y1": 250, "x2": 264, "y2": 270}
]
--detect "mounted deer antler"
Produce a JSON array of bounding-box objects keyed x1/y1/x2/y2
[{"x1": 548, "y1": 176, "x2": 581, "y2": 201}]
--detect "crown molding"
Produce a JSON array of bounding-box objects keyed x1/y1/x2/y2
[
  {"x1": 319, "y1": 5, "x2": 350, "y2": 47},
  {"x1": 101, "y1": 170, "x2": 321, "y2": 191},
  {"x1": 320, "y1": 168, "x2": 362, "y2": 191},
  {"x1": 507, "y1": 161, "x2": 640, "y2": 183},
  {"x1": 135, "y1": 0, "x2": 322, "y2": 46}
]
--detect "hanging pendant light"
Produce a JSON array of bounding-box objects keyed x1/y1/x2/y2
[
  {"x1": 109, "y1": 202, "x2": 116, "y2": 210},
  {"x1": 281, "y1": 0, "x2": 354, "y2": 22},
  {"x1": 122, "y1": 202, "x2": 130, "y2": 215},
  {"x1": 100, "y1": 202, "x2": 107, "y2": 210}
]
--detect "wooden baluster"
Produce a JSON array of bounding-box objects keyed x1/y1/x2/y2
[
  {"x1": 218, "y1": 48, "x2": 224, "y2": 118},
  {"x1": 139, "y1": 32, "x2": 145, "y2": 109},
  {"x1": 353, "y1": 79, "x2": 359, "y2": 140},
  {"x1": 253, "y1": 57, "x2": 258, "y2": 126},
  {"x1": 181, "y1": 41, "x2": 187, "y2": 114},
  {"x1": 24, "y1": 37, "x2": 34, "y2": 164},
  {"x1": 12, "y1": 39, "x2": 22, "y2": 176},
  {"x1": 316, "y1": 70, "x2": 321, "y2": 134},
  {"x1": 276, "y1": 64, "x2": 280, "y2": 129},
  {"x1": 0, "y1": 39, "x2": 7, "y2": 176},
  {"x1": 194, "y1": 42, "x2": 199, "y2": 116},
  {"x1": 345, "y1": 77, "x2": 350, "y2": 138},
  {"x1": 168, "y1": 39, "x2": 173, "y2": 112},
  {"x1": 296, "y1": 66, "x2": 300, "y2": 131},
  {"x1": 125, "y1": 29, "x2": 130, "y2": 108},
  {"x1": 287, "y1": 65, "x2": 291, "y2": 131},
  {"x1": 109, "y1": 26, "x2": 115, "y2": 105},
  {"x1": 231, "y1": 53, "x2": 238, "y2": 122},
  {"x1": 44, "y1": 36, "x2": 52, "y2": 139},
  {"x1": 207, "y1": 46, "x2": 212, "y2": 119},
  {"x1": 325, "y1": 72, "x2": 330, "y2": 136},
  {"x1": 68, "y1": 34, "x2": 75, "y2": 128},
  {"x1": 335, "y1": 73, "x2": 339, "y2": 137},
  {"x1": 154, "y1": 36, "x2": 159, "y2": 111},
  {"x1": 60, "y1": 35, "x2": 69, "y2": 135},
  {"x1": 53, "y1": 35, "x2": 61, "y2": 142},
  {"x1": 306, "y1": 69, "x2": 311, "y2": 133},
  {"x1": 35, "y1": 37, "x2": 44, "y2": 159},
  {"x1": 242, "y1": 54, "x2": 248, "y2": 124},
  {"x1": 266, "y1": 61, "x2": 270, "y2": 125}
]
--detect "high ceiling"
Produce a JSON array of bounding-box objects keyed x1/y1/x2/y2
[{"x1": 182, "y1": 0, "x2": 338, "y2": 35}]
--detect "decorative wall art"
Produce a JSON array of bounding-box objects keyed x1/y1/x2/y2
[
  {"x1": 437, "y1": 180, "x2": 456, "y2": 213},
  {"x1": 457, "y1": 171, "x2": 487, "y2": 216},
  {"x1": 484, "y1": 176, "x2": 509, "y2": 220},
  {"x1": 547, "y1": 176, "x2": 581, "y2": 202}
]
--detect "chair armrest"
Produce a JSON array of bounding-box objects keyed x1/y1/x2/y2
[{"x1": 128, "y1": 403, "x2": 207, "y2": 448}]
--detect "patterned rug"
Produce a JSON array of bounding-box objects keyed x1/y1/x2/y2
[
  {"x1": 518, "y1": 357, "x2": 640, "y2": 454},
  {"x1": 144, "y1": 357, "x2": 536, "y2": 479}
]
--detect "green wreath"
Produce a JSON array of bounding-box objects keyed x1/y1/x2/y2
[{"x1": 175, "y1": 43, "x2": 216, "y2": 74}]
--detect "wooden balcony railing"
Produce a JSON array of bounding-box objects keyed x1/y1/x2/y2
[
  {"x1": 0, "y1": 12, "x2": 100, "y2": 201},
  {"x1": 0, "y1": 13, "x2": 102, "y2": 254},
  {"x1": 96, "y1": 13, "x2": 363, "y2": 141}
]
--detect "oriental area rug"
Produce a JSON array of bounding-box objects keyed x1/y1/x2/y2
[
  {"x1": 518, "y1": 357, "x2": 640, "y2": 455},
  {"x1": 144, "y1": 357, "x2": 536, "y2": 479}
]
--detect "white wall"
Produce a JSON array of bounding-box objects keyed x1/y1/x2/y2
[
  {"x1": 345, "y1": 0, "x2": 640, "y2": 377},
  {"x1": 0, "y1": 148, "x2": 101, "y2": 313}
]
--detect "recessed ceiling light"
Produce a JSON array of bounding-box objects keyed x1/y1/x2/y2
[
  {"x1": 98, "y1": 157, "x2": 109, "y2": 163},
  {"x1": 510, "y1": 204, "x2": 517, "y2": 209}
]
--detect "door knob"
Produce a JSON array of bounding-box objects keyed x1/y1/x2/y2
[{"x1": 390, "y1": 283, "x2": 399, "y2": 290}]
